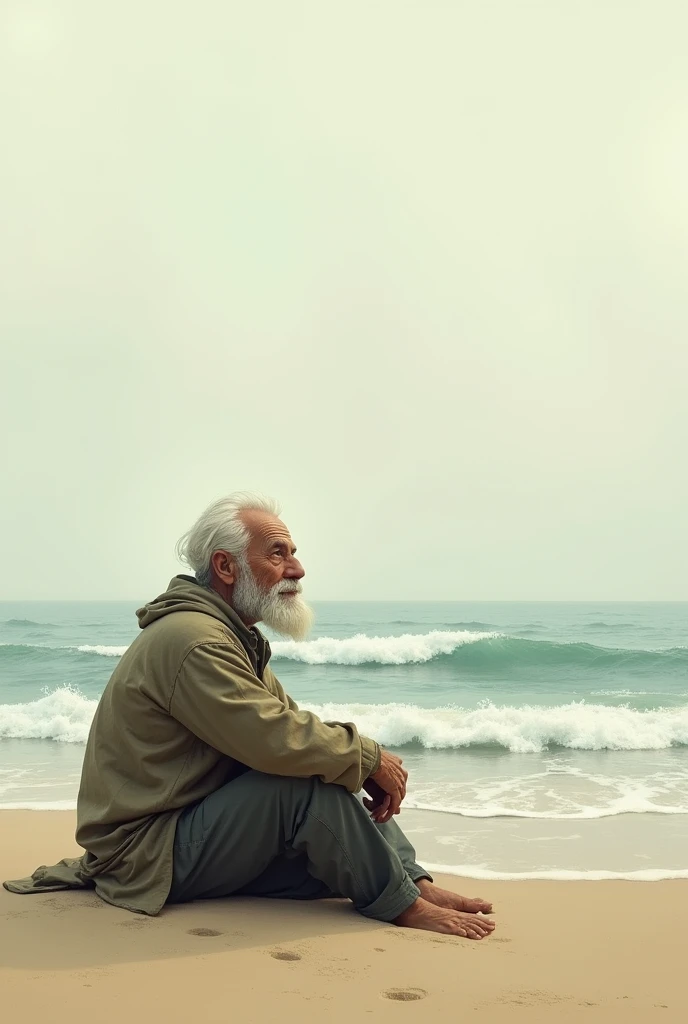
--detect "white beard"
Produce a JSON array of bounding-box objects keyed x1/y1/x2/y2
[{"x1": 233, "y1": 555, "x2": 314, "y2": 641}]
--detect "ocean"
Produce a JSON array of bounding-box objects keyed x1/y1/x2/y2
[{"x1": 1, "y1": 599, "x2": 687, "y2": 881}]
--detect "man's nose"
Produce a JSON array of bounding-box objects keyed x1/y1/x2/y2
[{"x1": 284, "y1": 557, "x2": 305, "y2": 580}]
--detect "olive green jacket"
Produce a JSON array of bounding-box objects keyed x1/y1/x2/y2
[{"x1": 3, "y1": 577, "x2": 381, "y2": 914}]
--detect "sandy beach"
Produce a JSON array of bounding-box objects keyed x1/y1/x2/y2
[{"x1": 0, "y1": 811, "x2": 684, "y2": 1022}]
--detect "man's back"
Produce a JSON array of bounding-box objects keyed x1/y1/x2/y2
[{"x1": 76, "y1": 576, "x2": 265, "y2": 913}]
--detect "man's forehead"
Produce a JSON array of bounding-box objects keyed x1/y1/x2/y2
[{"x1": 241, "y1": 508, "x2": 294, "y2": 544}]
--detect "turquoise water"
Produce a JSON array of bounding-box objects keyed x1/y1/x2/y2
[{"x1": 1, "y1": 600, "x2": 687, "y2": 877}]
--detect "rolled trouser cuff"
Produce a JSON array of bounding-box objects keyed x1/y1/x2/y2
[
  {"x1": 408, "y1": 864, "x2": 433, "y2": 884},
  {"x1": 358, "y1": 875, "x2": 420, "y2": 923}
]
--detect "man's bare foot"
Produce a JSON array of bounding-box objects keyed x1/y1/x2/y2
[
  {"x1": 417, "y1": 878, "x2": 492, "y2": 915},
  {"x1": 394, "y1": 897, "x2": 495, "y2": 940}
]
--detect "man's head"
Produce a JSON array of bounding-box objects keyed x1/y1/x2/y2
[{"x1": 176, "y1": 492, "x2": 313, "y2": 641}]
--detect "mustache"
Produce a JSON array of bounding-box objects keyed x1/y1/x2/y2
[{"x1": 276, "y1": 581, "x2": 302, "y2": 595}]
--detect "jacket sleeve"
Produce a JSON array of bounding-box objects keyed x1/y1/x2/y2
[
  {"x1": 170, "y1": 642, "x2": 381, "y2": 793},
  {"x1": 262, "y1": 664, "x2": 301, "y2": 713}
]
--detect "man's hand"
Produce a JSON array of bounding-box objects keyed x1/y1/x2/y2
[{"x1": 363, "y1": 750, "x2": 408, "y2": 824}]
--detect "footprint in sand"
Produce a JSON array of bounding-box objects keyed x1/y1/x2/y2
[
  {"x1": 270, "y1": 951, "x2": 302, "y2": 962},
  {"x1": 187, "y1": 927, "x2": 223, "y2": 937},
  {"x1": 383, "y1": 988, "x2": 428, "y2": 1002}
]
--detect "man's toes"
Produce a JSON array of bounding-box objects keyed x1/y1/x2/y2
[
  {"x1": 480, "y1": 915, "x2": 495, "y2": 926},
  {"x1": 457, "y1": 896, "x2": 493, "y2": 914},
  {"x1": 464, "y1": 898, "x2": 491, "y2": 913},
  {"x1": 449, "y1": 913, "x2": 492, "y2": 939}
]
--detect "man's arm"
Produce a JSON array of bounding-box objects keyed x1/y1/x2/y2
[
  {"x1": 262, "y1": 663, "x2": 405, "y2": 822},
  {"x1": 262, "y1": 664, "x2": 301, "y2": 713},
  {"x1": 170, "y1": 642, "x2": 380, "y2": 793}
]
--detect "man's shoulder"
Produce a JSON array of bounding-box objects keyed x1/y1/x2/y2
[{"x1": 140, "y1": 610, "x2": 244, "y2": 657}]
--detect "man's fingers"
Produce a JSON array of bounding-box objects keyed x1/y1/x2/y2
[
  {"x1": 386, "y1": 771, "x2": 406, "y2": 803},
  {"x1": 371, "y1": 795, "x2": 391, "y2": 821},
  {"x1": 372, "y1": 789, "x2": 401, "y2": 824},
  {"x1": 391, "y1": 769, "x2": 407, "y2": 801},
  {"x1": 374, "y1": 802, "x2": 395, "y2": 824},
  {"x1": 370, "y1": 748, "x2": 409, "y2": 812}
]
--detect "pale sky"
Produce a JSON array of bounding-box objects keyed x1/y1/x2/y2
[{"x1": 2, "y1": 1, "x2": 687, "y2": 601}]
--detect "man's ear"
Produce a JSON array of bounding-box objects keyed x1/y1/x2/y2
[{"x1": 211, "y1": 550, "x2": 236, "y2": 585}]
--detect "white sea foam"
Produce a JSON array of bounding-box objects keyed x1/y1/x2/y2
[
  {"x1": 76, "y1": 645, "x2": 128, "y2": 657},
  {"x1": 1, "y1": 689, "x2": 687, "y2": 821},
  {"x1": 2, "y1": 689, "x2": 687, "y2": 753},
  {"x1": 0, "y1": 800, "x2": 77, "y2": 810},
  {"x1": 411, "y1": 803, "x2": 688, "y2": 820},
  {"x1": 424, "y1": 864, "x2": 688, "y2": 881},
  {"x1": 0, "y1": 642, "x2": 129, "y2": 656},
  {"x1": 305, "y1": 700, "x2": 688, "y2": 752},
  {"x1": 2, "y1": 631, "x2": 685, "y2": 674},
  {"x1": 64, "y1": 629, "x2": 498, "y2": 664},
  {"x1": 0, "y1": 687, "x2": 97, "y2": 743},
  {"x1": 271, "y1": 630, "x2": 497, "y2": 665}
]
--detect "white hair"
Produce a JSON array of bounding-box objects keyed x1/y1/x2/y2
[{"x1": 176, "y1": 491, "x2": 281, "y2": 586}]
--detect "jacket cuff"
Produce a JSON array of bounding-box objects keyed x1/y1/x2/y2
[{"x1": 358, "y1": 737, "x2": 381, "y2": 789}]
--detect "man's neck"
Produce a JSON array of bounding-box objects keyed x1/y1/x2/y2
[{"x1": 207, "y1": 580, "x2": 257, "y2": 630}]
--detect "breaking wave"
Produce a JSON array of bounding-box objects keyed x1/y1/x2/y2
[
  {"x1": 304, "y1": 700, "x2": 688, "y2": 752},
  {"x1": 272, "y1": 630, "x2": 497, "y2": 665},
  {"x1": 0, "y1": 687, "x2": 97, "y2": 743},
  {"x1": 271, "y1": 631, "x2": 687, "y2": 673},
  {"x1": 2, "y1": 619, "x2": 56, "y2": 628},
  {"x1": 2, "y1": 687, "x2": 687, "y2": 753},
  {"x1": 75, "y1": 645, "x2": 128, "y2": 657},
  {"x1": 1, "y1": 630, "x2": 686, "y2": 676}
]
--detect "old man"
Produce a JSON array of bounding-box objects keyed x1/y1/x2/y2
[{"x1": 4, "y1": 493, "x2": 494, "y2": 939}]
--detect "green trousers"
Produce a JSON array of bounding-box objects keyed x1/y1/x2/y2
[{"x1": 168, "y1": 771, "x2": 431, "y2": 922}]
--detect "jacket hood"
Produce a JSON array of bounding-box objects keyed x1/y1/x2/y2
[{"x1": 136, "y1": 575, "x2": 259, "y2": 652}]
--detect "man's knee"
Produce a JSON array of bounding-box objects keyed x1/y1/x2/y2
[
  {"x1": 255, "y1": 772, "x2": 316, "y2": 798},
  {"x1": 307, "y1": 777, "x2": 370, "y2": 820},
  {"x1": 237, "y1": 771, "x2": 362, "y2": 817}
]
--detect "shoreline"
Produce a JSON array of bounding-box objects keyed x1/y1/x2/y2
[
  {"x1": 1, "y1": 811, "x2": 686, "y2": 1021},
  {"x1": 2, "y1": 806, "x2": 687, "y2": 881}
]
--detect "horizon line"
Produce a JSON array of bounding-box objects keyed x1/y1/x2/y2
[{"x1": 1, "y1": 598, "x2": 687, "y2": 605}]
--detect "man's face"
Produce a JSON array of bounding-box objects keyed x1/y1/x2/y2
[
  {"x1": 242, "y1": 509, "x2": 305, "y2": 592},
  {"x1": 231, "y1": 510, "x2": 313, "y2": 640}
]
